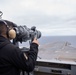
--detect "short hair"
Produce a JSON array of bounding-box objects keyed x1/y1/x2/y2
[
  {"x1": 0, "y1": 20, "x2": 17, "y2": 35},
  {"x1": 0, "y1": 21, "x2": 7, "y2": 34}
]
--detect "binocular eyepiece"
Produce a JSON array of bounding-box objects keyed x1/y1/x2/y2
[{"x1": 14, "y1": 25, "x2": 41, "y2": 43}]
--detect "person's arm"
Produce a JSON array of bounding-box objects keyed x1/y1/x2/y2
[
  {"x1": 23, "y1": 38, "x2": 39, "y2": 61},
  {"x1": 8, "y1": 38, "x2": 39, "y2": 72}
]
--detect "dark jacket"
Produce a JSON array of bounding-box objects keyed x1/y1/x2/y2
[{"x1": 0, "y1": 35, "x2": 38, "y2": 75}]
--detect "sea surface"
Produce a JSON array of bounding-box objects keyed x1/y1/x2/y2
[{"x1": 19, "y1": 36, "x2": 76, "y2": 48}]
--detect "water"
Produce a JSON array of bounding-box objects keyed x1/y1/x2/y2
[{"x1": 19, "y1": 36, "x2": 76, "y2": 48}]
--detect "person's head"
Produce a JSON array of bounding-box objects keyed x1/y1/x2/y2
[{"x1": 0, "y1": 20, "x2": 16, "y2": 40}]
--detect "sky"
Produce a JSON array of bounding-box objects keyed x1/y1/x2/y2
[{"x1": 0, "y1": 0, "x2": 76, "y2": 36}]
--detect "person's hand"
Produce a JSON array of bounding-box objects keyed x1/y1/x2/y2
[{"x1": 32, "y1": 38, "x2": 39, "y2": 45}]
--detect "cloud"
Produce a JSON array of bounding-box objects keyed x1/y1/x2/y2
[
  {"x1": 41, "y1": 28, "x2": 76, "y2": 36},
  {"x1": 0, "y1": 0, "x2": 76, "y2": 36}
]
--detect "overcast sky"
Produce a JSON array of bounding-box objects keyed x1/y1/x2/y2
[{"x1": 0, "y1": 0, "x2": 76, "y2": 36}]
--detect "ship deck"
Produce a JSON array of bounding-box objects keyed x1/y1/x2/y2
[{"x1": 37, "y1": 41, "x2": 76, "y2": 65}]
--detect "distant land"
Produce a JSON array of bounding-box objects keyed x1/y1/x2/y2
[{"x1": 19, "y1": 36, "x2": 76, "y2": 48}]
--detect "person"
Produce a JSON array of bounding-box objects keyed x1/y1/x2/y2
[{"x1": 0, "y1": 20, "x2": 39, "y2": 75}]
